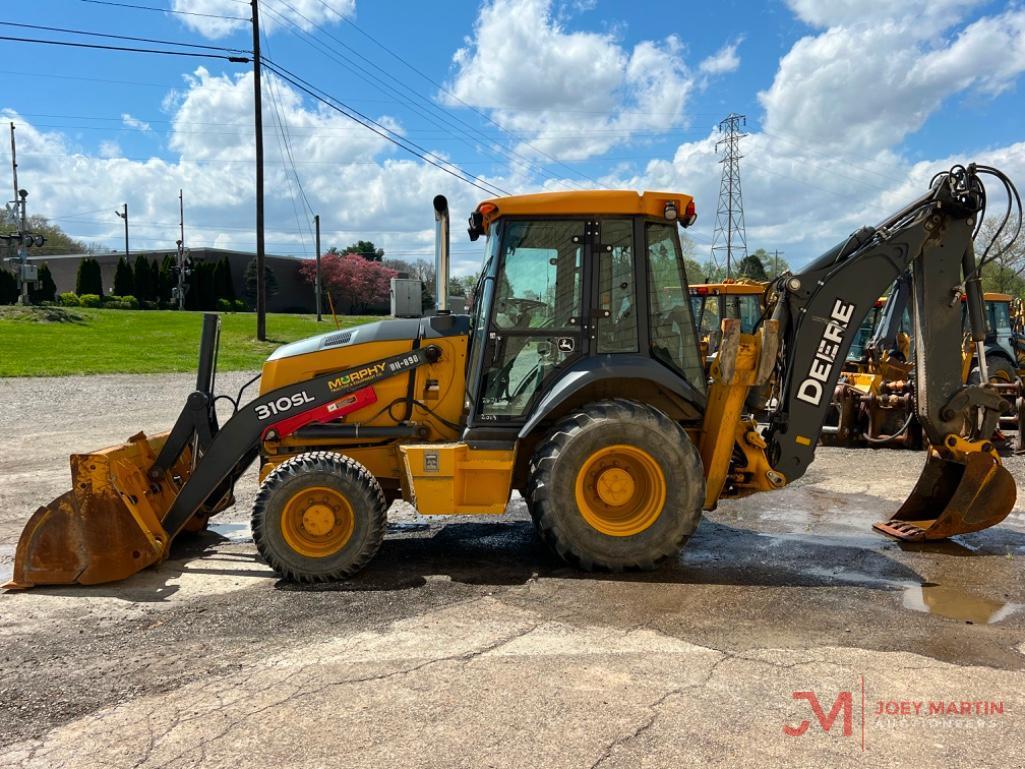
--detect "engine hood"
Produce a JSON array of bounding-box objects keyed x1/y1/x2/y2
[{"x1": 266, "y1": 315, "x2": 470, "y2": 362}]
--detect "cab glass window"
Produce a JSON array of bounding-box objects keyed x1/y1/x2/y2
[
  {"x1": 646, "y1": 223, "x2": 704, "y2": 389},
  {"x1": 596, "y1": 219, "x2": 638, "y2": 353},
  {"x1": 479, "y1": 220, "x2": 583, "y2": 418}
]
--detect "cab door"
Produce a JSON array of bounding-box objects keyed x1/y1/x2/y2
[{"x1": 473, "y1": 219, "x2": 590, "y2": 423}]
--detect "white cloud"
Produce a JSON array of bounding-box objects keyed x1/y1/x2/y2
[
  {"x1": 3, "y1": 0, "x2": 1024, "y2": 276},
  {"x1": 98, "y1": 140, "x2": 122, "y2": 159},
  {"x1": 121, "y1": 113, "x2": 152, "y2": 133},
  {"x1": 171, "y1": 0, "x2": 356, "y2": 40},
  {"x1": 760, "y1": 6, "x2": 1025, "y2": 155},
  {"x1": 699, "y1": 39, "x2": 743, "y2": 76},
  {"x1": 0, "y1": 68, "x2": 502, "y2": 276},
  {"x1": 785, "y1": 0, "x2": 984, "y2": 32},
  {"x1": 444, "y1": 0, "x2": 698, "y2": 161}
]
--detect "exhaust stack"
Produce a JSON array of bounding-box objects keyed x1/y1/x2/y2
[{"x1": 433, "y1": 194, "x2": 449, "y2": 313}]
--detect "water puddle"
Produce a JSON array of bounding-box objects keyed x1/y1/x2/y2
[
  {"x1": 387, "y1": 522, "x2": 430, "y2": 533},
  {"x1": 902, "y1": 583, "x2": 1022, "y2": 624},
  {"x1": 208, "y1": 523, "x2": 252, "y2": 543}
]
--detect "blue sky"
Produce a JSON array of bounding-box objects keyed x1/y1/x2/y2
[{"x1": 1, "y1": 0, "x2": 1023, "y2": 274}]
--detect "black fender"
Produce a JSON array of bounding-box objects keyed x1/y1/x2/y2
[
  {"x1": 517, "y1": 355, "x2": 707, "y2": 439},
  {"x1": 982, "y1": 343, "x2": 1016, "y2": 368}
]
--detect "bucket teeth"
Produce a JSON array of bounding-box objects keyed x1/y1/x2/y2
[{"x1": 871, "y1": 519, "x2": 928, "y2": 542}]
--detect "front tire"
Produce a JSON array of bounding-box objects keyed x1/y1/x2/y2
[
  {"x1": 527, "y1": 399, "x2": 704, "y2": 571},
  {"x1": 252, "y1": 451, "x2": 387, "y2": 582}
]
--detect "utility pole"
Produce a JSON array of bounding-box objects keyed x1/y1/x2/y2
[
  {"x1": 252, "y1": 0, "x2": 267, "y2": 340},
  {"x1": 314, "y1": 213, "x2": 322, "y2": 321},
  {"x1": 176, "y1": 188, "x2": 186, "y2": 310},
  {"x1": 115, "y1": 203, "x2": 129, "y2": 262},
  {"x1": 711, "y1": 113, "x2": 748, "y2": 280},
  {"x1": 9, "y1": 122, "x2": 29, "y2": 304}
]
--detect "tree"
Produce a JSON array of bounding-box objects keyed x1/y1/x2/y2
[
  {"x1": 244, "y1": 258, "x2": 279, "y2": 305},
  {"x1": 29, "y1": 263, "x2": 57, "y2": 303},
  {"x1": 751, "y1": 248, "x2": 791, "y2": 280},
  {"x1": 0, "y1": 212, "x2": 91, "y2": 255},
  {"x1": 213, "y1": 256, "x2": 236, "y2": 302},
  {"x1": 159, "y1": 255, "x2": 175, "y2": 303},
  {"x1": 977, "y1": 218, "x2": 1025, "y2": 295},
  {"x1": 737, "y1": 252, "x2": 768, "y2": 281},
  {"x1": 301, "y1": 252, "x2": 396, "y2": 313},
  {"x1": 113, "y1": 256, "x2": 134, "y2": 296},
  {"x1": 150, "y1": 258, "x2": 162, "y2": 301},
  {"x1": 684, "y1": 257, "x2": 707, "y2": 283},
  {"x1": 75, "y1": 258, "x2": 103, "y2": 296},
  {"x1": 133, "y1": 254, "x2": 153, "y2": 301},
  {"x1": 0, "y1": 267, "x2": 18, "y2": 304},
  {"x1": 343, "y1": 240, "x2": 384, "y2": 261}
]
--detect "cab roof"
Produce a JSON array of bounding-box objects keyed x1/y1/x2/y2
[
  {"x1": 473, "y1": 190, "x2": 694, "y2": 233},
  {"x1": 688, "y1": 281, "x2": 766, "y2": 295}
]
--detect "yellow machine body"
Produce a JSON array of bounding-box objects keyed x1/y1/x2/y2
[{"x1": 259, "y1": 335, "x2": 468, "y2": 484}]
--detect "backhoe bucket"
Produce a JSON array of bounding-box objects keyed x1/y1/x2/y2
[
  {"x1": 4, "y1": 432, "x2": 197, "y2": 589},
  {"x1": 873, "y1": 450, "x2": 1016, "y2": 542}
]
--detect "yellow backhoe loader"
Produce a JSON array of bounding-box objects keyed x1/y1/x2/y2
[{"x1": 5, "y1": 164, "x2": 1021, "y2": 587}]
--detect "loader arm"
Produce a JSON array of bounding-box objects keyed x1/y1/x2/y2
[{"x1": 158, "y1": 343, "x2": 442, "y2": 539}]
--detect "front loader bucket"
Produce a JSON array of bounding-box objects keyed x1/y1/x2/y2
[
  {"x1": 4, "y1": 432, "x2": 195, "y2": 589},
  {"x1": 873, "y1": 450, "x2": 1016, "y2": 542}
]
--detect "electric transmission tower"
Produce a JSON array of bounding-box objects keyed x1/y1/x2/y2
[{"x1": 711, "y1": 113, "x2": 748, "y2": 279}]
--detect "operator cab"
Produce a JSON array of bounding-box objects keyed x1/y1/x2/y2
[
  {"x1": 960, "y1": 292, "x2": 1016, "y2": 368},
  {"x1": 688, "y1": 281, "x2": 764, "y2": 364},
  {"x1": 462, "y1": 191, "x2": 704, "y2": 430}
]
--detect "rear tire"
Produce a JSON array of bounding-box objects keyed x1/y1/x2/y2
[
  {"x1": 252, "y1": 451, "x2": 386, "y2": 582},
  {"x1": 527, "y1": 399, "x2": 704, "y2": 571},
  {"x1": 969, "y1": 355, "x2": 1018, "y2": 416},
  {"x1": 969, "y1": 354, "x2": 1017, "y2": 386}
]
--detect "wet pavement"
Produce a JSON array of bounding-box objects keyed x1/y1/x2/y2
[{"x1": 1, "y1": 372, "x2": 1024, "y2": 768}]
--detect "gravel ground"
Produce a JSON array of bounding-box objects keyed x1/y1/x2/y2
[{"x1": 1, "y1": 372, "x2": 1024, "y2": 768}]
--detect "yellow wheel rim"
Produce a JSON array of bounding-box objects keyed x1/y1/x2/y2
[
  {"x1": 574, "y1": 445, "x2": 666, "y2": 537},
  {"x1": 280, "y1": 486, "x2": 355, "y2": 558}
]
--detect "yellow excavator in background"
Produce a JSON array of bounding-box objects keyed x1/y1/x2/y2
[
  {"x1": 6, "y1": 164, "x2": 1021, "y2": 587},
  {"x1": 688, "y1": 280, "x2": 766, "y2": 363}
]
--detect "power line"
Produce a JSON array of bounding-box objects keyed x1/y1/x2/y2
[
  {"x1": 259, "y1": 2, "x2": 566, "y2": 190},
  {"x1": 261, "y1": 57, "x2": 509, "y2": 197},
  {"x1": 0, "y1": 20, "x2": 250, "y2": 54},
  {"x1": 76, "y1": 0, "x2": 249, "y2": 22},
  {"x1": 0, "y1": 35, "x2": 251, "y2": 62},
  {"x1": 261, "y1": 0, "x2": 587, "y2": 191},
  {"x1": 262, "y1": 29, "x2": 313, "y2": 257},
  {"x1": 328, "y1": 4, "x2": 602, "y2": 186}
]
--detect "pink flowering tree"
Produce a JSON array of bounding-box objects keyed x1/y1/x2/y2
[{"x1": 301, "y1": 252, "x2": 397, "y2": 314}]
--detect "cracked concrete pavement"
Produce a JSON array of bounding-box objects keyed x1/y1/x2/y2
[{"x1": 1, "y1": 372, "x2": 1024, "y2": 768}]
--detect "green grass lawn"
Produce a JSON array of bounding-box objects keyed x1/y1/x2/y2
[{"x1": 0, "y1": 307, "x2": 378, "y2": 376}]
